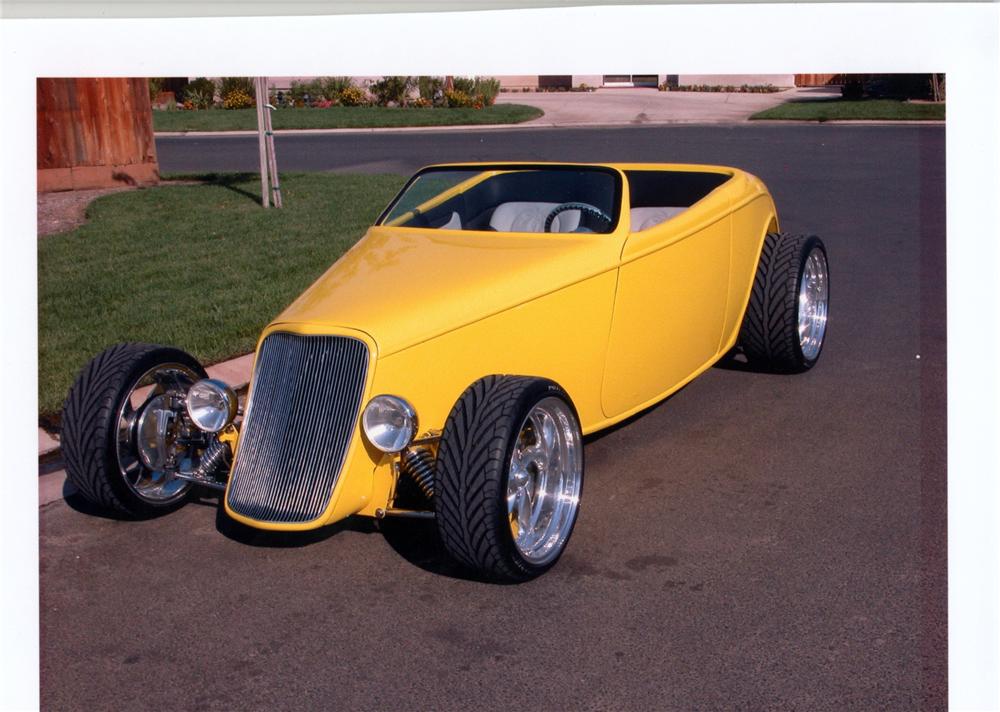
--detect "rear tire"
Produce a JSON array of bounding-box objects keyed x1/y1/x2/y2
[
  {"x1": 62, "y1": 343, "x2": 207, "y2": 518},
  {"x1": 434, "y1": 376, "x2": 584, "y2": 583},
  {"x1": 738, "y1": 232, "x2": 830, "y2": 373}
]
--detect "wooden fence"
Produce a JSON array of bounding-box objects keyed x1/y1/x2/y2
[
  {"x1": 37, "y1": 78, "x2": 159, "y2": 192},
  {"x1": 794, "y1": 74, "x2": 845, "y2": 87}
]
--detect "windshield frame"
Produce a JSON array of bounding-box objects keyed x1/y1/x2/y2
[{"x1": 375, "y1": 163, "x2": 625, "y2": 234}]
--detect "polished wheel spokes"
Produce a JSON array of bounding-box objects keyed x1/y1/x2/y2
[
  {"x1": 506, "y1": 397, "x2": 582, "y2": 565},
  {"x1": 797, "y1": 247, "x2": 829, "y2": 361},
  {"x1": 116, "y1": 364, "x2": 198, "y2": 503}
]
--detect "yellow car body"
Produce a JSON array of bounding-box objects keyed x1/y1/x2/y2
[{"x1": 222, "y1": 162, "x2": 779, "y2": 532}]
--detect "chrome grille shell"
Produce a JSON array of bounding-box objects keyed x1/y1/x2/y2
[{"x1": 226, "y1": 332, "x2": 369, "y2": 523}]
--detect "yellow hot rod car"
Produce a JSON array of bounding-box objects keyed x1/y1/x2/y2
[{"x1": 63, "y1": 162, "x2": 829, "y2": 582}]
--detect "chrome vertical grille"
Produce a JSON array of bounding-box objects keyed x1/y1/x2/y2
[{"x1": 226, "y1": 333, "x2": 369, "y2": 523}]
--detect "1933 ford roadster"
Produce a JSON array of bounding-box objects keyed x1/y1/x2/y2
[{"x1": 63, "y1": 163, "x2": 829, "y2": 582}]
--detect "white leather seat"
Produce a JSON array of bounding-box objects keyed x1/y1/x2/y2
[
  {"x1": 489, "y1": 202, "x2": 582, "y2": 233},
  {"x1": 440, "y1": 211, "x2": 462, "y2": 230},
  {"x1": 630, "y1": 207, "x2": 686, "y2": 231}
]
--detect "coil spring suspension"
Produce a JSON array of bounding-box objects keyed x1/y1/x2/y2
[
  {"x1": 400, "y1": 447, "x2": 435, "y2": 501},
  {"x1": 197, "y1": 438, "x2": 232, "y2": 480}
]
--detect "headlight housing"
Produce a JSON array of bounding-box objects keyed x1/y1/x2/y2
[
  {"x1": 362, "y1": 395, "x2": 417, "y2": 453},
  {"x1": 185, "y1": 378, "x2": 238, "y2": 433}
]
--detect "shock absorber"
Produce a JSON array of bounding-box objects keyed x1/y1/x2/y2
[
  {"x1": 400, "y1": 447, "x2": 435, "y2": 501},
  {"x1": 195, "y1": 437, "x2": 232, "y2": 481}
]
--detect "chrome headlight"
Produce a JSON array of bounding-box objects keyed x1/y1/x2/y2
[
  {"x1": 185, "y1": 378, "x2": 238, "y2": 433},
  {"x1": 362, "y1": 395, "x2": 417, "y2": 453}
]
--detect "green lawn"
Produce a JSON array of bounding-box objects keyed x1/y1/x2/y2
[
  {"x1": 38, "y1": 173, "x2": 406, "y2": 419},
  {"x1": 750, "y1": 99, "x2": 945, "y2": 121},
  {"x1": 153, "y1": 104, "x2": 543, "y2": 132}
]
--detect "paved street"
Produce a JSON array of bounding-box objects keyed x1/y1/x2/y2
[{"x1": 42, "y1": 125, "x2": 946, "y2": 710}]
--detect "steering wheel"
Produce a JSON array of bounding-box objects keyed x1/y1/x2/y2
[{"x1": 543, "y1": 202, "x2": 613, "y2": 233}]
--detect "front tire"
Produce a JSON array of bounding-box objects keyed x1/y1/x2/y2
[
  {"x1": 62, "y1": 343, "x2": 207, "y2": 518},
  {"x1": 434, "y1": 376, "x2": 584, "y2": 583},
  {"x1": 738, "y1": 232, "x2": 830, "y2": 372}
]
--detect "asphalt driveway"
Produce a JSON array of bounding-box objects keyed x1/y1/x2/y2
[{"x1": 40, "y1": 124, "x2": 946, "y2": 710}]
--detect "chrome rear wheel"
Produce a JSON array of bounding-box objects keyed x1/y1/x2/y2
[
  {"x1": 797, "y1": 247, "x2": 829, "y2": 362},
  {"x1": 738, "y1": 233, "x2": 830, "y2": 372}
]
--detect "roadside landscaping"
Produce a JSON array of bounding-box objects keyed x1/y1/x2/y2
[
  {"x1": 152, "y1": 75, "x2": 543, "y2": 132},
  {"x1": 153, "y1": 104, "x2": 543, "y2": 132},
  {"x1": 37, "y1": 172, "x2": 405, "y2": 420},
  {"x1": 750, "y1": 99, "x2": 944, "y2": 121}
]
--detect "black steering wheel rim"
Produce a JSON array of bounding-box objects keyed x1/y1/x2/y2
[{"x1": 543, "y1": 202, "x2": 613, "y2": 233}]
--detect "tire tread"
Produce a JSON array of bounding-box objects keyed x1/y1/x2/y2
[{"x1": 61, "y1": 343, "x2": 204, "y2": 518}]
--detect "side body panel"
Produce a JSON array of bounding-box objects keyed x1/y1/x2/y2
[
  {"x1": 720, "y1": 180, "x2": 780, "y2": 352},
  {"x1": 601, "y1": 209, "x2": 732, "y2": 417}
]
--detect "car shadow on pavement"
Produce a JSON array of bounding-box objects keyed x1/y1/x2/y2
[
  {"x1": 712, "y1": 349, "x2": 760, "y2": 373},
  {"x1": 377, "y1": 517, "x2": 505, "y2": 584},
  {"x1": 60, "y1": 481, "x2": 231, "y2": 521},
  {"x1": 213, "y1": 504, "x2": 379, "y2": 548}
]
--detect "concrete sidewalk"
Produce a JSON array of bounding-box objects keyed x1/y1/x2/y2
[{"x1": 495, "y1": 86, "x2": 839, "y2": 126}]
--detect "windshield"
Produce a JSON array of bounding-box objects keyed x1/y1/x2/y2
[{"x1": 378, "y1": 166, "x2": 622, "y2": 234}]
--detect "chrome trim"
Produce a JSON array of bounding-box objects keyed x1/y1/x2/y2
[
  {"x1": 506, "y1": 396, "x2": 583, "y2": 566},
  {"x1": 115, "y1": 363, "x2": 199, "y2": 504},
  {"x1": 798, "y1": 247, "x2": 829, "y2": 361},
  {"x1": 226, "y1": 333, "x2": 369, "y2": 523},
  {"x1": 185, "y1": 378, "x2": 238, "y2": 433},
  {"x1": 375, "y1": 507, "x2": 435, "y2": 520},
  {"x1": 362, "y1": 394, "x2": 418, "y2": 453}
]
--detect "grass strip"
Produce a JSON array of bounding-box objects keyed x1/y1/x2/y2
[
  {"x1": 750, "y1": 99, "x2": 944, "y2": 121},
  {"x1": 153, "y1": 105, "x2": 543, "y2": 132},
  {"x1": 38, "y1": 172, "x2": 406, "y2": 419}
]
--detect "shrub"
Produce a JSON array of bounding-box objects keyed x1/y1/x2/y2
[
  {"x1": 339, "y1": 85, "x2": 369, "y2": 106},
  {"x1": 369, "y1": 76, "x2": 417, "y2": 107},
  {"x1": 418, "y1": 76, "x2": 444, "y2": 105},
  {"x1": 288, "y1": 79, "x2": 329, "y2": 105},
  {"x1": 288, "y1": 80, "x2": 307, "y2": 105},
  {"x1": 473, "y1": 76, "x2": 500, "y2": 106},
  {"x1": 307, "y1": 79, "x2": 328, "y2": 100},
  {"x1": 148, "y1": 77, "x2": 164, "y2": 102},
  {"x1": 219, "y1": 76, "x2": 254, "y2": 98},
  {"x1": 183, "y1": 78, "x2": 216, "y2": 109},
  {"x1": 444, "y1": 89, "x2": 476, "y2": 108},
  {"x1": 222, "y1": 89, "x2": 254, "y2": 110},
  {"x1": 411, "y1": 97, "x2": 432, "y2": 108},
  {"x1": 322, "y1": 76, "x2": 355, "y2": 99},
  {"x1": 452, "y1": 76, "x2": 476, "y2": 94}
]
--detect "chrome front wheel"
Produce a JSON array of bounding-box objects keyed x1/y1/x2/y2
[
  {"x1": 435, "y1": 376, "x2": 585, "y2": 582},
  {"x1": 116, "y1": 362, "x2": 201, "y2": 504},
  {"x1": 506, "y1": 397, "x2": 583, "y2": 566},
  {"x1": 63, "y1": 343, "x2": 207, "y2": 517}
]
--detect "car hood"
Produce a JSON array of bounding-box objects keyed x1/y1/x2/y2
[{"x1": 272, "y1": 226, "x2": 622, "y2": 357}]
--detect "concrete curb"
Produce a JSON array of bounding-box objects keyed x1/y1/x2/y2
[
  {"x1": 154, "y1": 117, "x2": 945, "y2": 139},
  {"x1": 749, "y1": 119, "x2": 946, "y2": 126}
]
